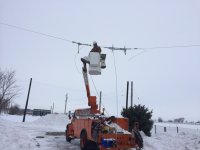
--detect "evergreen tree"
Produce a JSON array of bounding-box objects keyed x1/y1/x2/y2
[{"x1": 121, "y1": 104, "x2": 153, "y2": 136}]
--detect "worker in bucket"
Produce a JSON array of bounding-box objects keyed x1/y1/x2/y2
[
  {"x1": 81, "y1": 41, "x2": 101, "y2": 64},
  {"x1": 81, "y1": 41, "x2": 106, "y2": 69},
  {"x1": 91, "y1": 41, "x2": 101, "y2": 53}
]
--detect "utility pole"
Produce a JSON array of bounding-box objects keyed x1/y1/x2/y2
[
  {"x1": 99, "y1": 91, "x2": 102, "y2": 113},
  {"x1": 23, "y1": 78, "x2": 32, "y2": 122},
  {"x1": 126, "y1": 81, "x2": 129, "y2": 110},
  {"x1": 52, "y1": 102, "x2": 54, "y2": 114},
  {"x1": 131, "y1": 81, "x2": 133, "y2": 107},
  {"x1": 50, "y1": 106, "x2": 52, "y2": 114},
  {"x1": 64, "y1": 93, "x2": 68, "y2": 114}
]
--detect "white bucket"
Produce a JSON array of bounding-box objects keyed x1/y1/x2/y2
[{"x1": 89, "y1": 52, "x2": 101, "y2": 75}]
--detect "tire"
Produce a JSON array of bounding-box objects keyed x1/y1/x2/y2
[
  {"x1": 66, "y1": 136, "x2": 71, "y2": 142},
  {"x1": 85, "y1": 140, "x2": 100, "y2": 150},
  {"x1": 80, "y1": 130, "x2": 87, "y2": 150},
  {"x1": 65, "y1": 126, "x2": 72, "y2": 143},
  {"x1": 65, "y1": 130, "x2": 73, "y2": 143}
]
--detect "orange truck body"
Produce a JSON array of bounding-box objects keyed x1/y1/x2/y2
[{"x1": 66, "y1": 116, "x2": 137, "y2": 149}]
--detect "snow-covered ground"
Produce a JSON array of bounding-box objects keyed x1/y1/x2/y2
[
  {"x1": 0, "y1": 114, "x2": 41, "y2": 122},
  {"x1": 0, "y1": 114, "x2": 79, "y2": 150},
  {"x1": 0, "y1": 114, "x2": 200, "y2": 150},
  {"x1": 144, "y1": 123, "x2": 200, "y2": 150}
]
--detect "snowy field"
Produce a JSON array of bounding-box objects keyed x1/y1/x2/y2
[
  {"x1": 0, "y1": 114, "x2": 200, "y2": 150},
  {"x1": 146, "y1": 123, "x2": 200, "y2": 150}
]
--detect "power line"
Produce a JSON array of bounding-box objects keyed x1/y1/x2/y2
[
  {"x1": 1, "y1": 21, "x2": 200, "y2": 52},
  {"x1": 0, "y1": 21, "x2": 72, "y2": 43},
  {"x1": 89, "y1": 75, "x2": 109, "y2": 115},
  {"x1": 135, "y1": 44, "x2": 200, "y2": 50},
  {"x1": 0, "y1": 21, "x2": 93, "y2": 54},
  {"x1": 74, "y1": 52, "x2": 82, "y2": 74},
  {"x1": 128, "y1": 49, "x2": 148, "y2": 61},
  {"x1": 112, "y1": 51, "x2": 119, "y2": 117}
]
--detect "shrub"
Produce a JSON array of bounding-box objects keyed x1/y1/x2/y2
[{"x1": 121, "y1": 104, "x2": 153, "y2": 136}]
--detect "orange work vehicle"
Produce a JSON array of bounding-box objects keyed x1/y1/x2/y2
[{"x1": 65, "y1": 52, "x2": 138, "y2": 150}]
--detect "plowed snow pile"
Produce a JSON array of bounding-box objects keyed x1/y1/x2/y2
[
  {"x1": 0, "y1": 114, "x2": 80, "y2": 150},
  {"x1": 0, "y1": 114, "x2": 200, "y2": 150},
  {"x1": 32, "y1": 114, "x2": 70, "y2": 130}
]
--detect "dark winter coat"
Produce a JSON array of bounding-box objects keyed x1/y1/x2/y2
[{"x1": 91, "y1": 46, "x2": 101, "y2": 53}]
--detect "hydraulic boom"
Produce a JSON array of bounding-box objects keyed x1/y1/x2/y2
[{"x1": 82, "y1": 63, "x2": 99, "y2": 114}]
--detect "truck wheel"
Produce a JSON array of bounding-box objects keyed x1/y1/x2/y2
[
  {"x1": 80, "y1": 130, "x2": 87, "y2": 150},
  {"x1": 85, "y1": 140, "x2": 100, "y2": 150},
  {"x1": 66, "y1": 136, "x2": 71, "y2": 142}
]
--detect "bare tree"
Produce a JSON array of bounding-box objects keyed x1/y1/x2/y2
[{"x1": 0, "y1": 69, "x2": 19, "y2": 113}]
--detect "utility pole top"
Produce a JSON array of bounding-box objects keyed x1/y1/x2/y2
[{"x1": 64, "y1": 93, "x2": 68, "y2": 114}]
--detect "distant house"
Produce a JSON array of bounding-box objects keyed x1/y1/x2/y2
[
  {"x1": 26, "y1": 109, "x2": 33, "y2": 115},
  {"x1": 33, "y1": 109, "x2": 51, "y2": 116},
  {"x1": 174, "y1": 117, "x2": 185, "y2": 123}
]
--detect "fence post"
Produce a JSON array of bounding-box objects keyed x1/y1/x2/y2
[
  {"x1": 164, "y1": 127, "x2": 166, "y2": 132},
  {"x1": 154, "y1": 125, "x2": 156, "y2": 134},
  {"x1": 177, "y1": 127, "x2": 178, "y2": 133}
]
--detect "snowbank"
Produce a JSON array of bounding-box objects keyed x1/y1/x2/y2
[
  {"x1": 1, "y1": 114, "x2": 200, "y2": 150},
  {"x1": 0, "y1": 118, "x2": 39, "y2": 150},
  {"x1": 0, "y1": 114, "x2": 78, "y2": 150},
  {"x1": 0, "y1": 114, "x2": 41, "y2": 122},
  {"x1": 31, "y1": 113, "x2": 70, "y2": 130}
]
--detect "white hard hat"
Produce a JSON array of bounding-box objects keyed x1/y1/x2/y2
[{"x1": 93, "y1": 41, "x2": 97, "y2": 45}]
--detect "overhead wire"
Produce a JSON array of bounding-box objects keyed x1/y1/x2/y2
[
  {"x1": 74, "y1": 52, "x2": 82, "y2": 74},
  {"x1": 74, "y1": 46, "x2": 87, "y2": 74},
  {"x1": 2, "y1": 21, "x2": 200, "y2": 52},
  {"x1": 128, "y1": 48, "x2": 148, "y2": 61},
  {"x1": 112, "y1": 51, "x2": 119, "y2": 117},
  {"x1": 112, "y1": 51, "x2": 120, "y2": 141},
  {"x1": 135, "y1": 44, "x2": 200, "y2": 50},
  {"x1": 0, "y1": 22, "x2": 72, "y2": 43},
  {"x1": 89, "y1": 75, "x2": 109, "y2": 116},
  {"x1": 128, "y1": 44, "x2": 200, "y2": 61}
]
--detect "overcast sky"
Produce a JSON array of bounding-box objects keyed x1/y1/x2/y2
[{"x1": 1, "y1": 0, "x2": 200, "y2": 121}]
